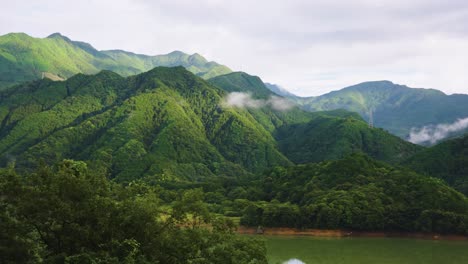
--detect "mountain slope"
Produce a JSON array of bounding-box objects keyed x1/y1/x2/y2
[
  {"x1": 0, "y1": 67, "x2": 289, "y2": 181},
  {"x1": 210, "y1": 72, "x2": 422, "y2": 164},
  {"x1": 0, "y1": 32, "x2": 231, "y2": 89},
  {"x1": 275, "y1": 114, "x2": 423, "y2": 164},
  {"x1": 294, "y1": 81, "x2": 468, "y2": 142},
  {"x1": 403, "y1": 134, "x2": 468, "y2": 195}
]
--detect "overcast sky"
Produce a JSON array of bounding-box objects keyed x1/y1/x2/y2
[{"x1": 1, "y1": 0, "x2": 468, "y2": 96}]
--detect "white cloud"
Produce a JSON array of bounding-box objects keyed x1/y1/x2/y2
[
  {"x1": 222, "y1": 92, "x2": 294, "y2": 111},
  {"x1": 268, "y1": 96, "x2": 295, "y2": 111},
  {"x1": 408, "y1": 117, "x2": 468, "y2": 144},
  {"x1": 222, "y1": 92, "x2": 265, "y2": 108}
]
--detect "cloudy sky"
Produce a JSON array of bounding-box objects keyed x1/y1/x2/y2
[{"x1": 1, "y1": 0, "x2": 468, "y2": 96}]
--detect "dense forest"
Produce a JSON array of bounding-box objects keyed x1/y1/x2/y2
[
  {"x1": 403, "y1": 134, "x2": 468, "y2": 195},
  {"x1": 0, "y1": 160, "x2": 267, "y2": 263}
]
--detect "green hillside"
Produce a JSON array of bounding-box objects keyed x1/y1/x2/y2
[
  {"x1": 236, "y1": 154, "x2": 468, "y2": 234},
  {"x1": 0, "y1": 67, "x2": 288, "y2": 181},
  {"x1": 291, "y1": 81, "x2": 468, "y2": 141},
  {"x1": 210, "y1": 72, "x2": 422, "y2": 165},
  {"x1": 0, "y1": 32, "x2": 231, "y2": 89},
  {"x1": 403, "y1": 134, "x2": 468, "y2": 195},
  {"x1": 275, "y1": 114, "x2": 423, "y2": 164}
]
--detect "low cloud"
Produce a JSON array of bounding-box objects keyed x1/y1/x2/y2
[
  {"x1": 408, "y1": 117, "x2": 468, "y2": 144},
  {"x1": 222, "y1": 92, "x2": 294, "y2": 111}
]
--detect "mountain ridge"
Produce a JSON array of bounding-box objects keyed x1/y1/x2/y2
[{"x1": 0, "y1": 32, "x2": 232, "y2": 89}]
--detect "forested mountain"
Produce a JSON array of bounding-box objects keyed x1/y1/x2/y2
[
  {"x1": 0, "y1": 32, "x2": 231, "y2": 89},
  {"x1": 210, "y1": 72, "x2": 422, "y2": 164},
  {"x1": 403, "y1": 134, "x2": 468, "y2": 195},
  {"x1": 288, "y1": 81, "x2": 468, "y2": 141},
  {"x1": 0, "y1": 67, "x2": 290, "y2": 181},
  {"x1": 275, "y1": 114, "x2": 422, "y2": 164},
  {"x1": 0, "y1": 68, "x2": 424, "y2": 181}
]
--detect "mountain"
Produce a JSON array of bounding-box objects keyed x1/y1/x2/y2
[
  {"x1": 209, "y1": 73, "x2": 422, "y2": 164},
  {"x1": 293, "y1": 81, "x2": 468, "y2": 142},
  {"x1": 0, "y1": 67, "x2": 289, "y2": 182},
  {"x1": 0, "y1": 32, "x2": 231, "y2": 89},
  {"x1": 403, "y1": 133, "x2": 468, "y2": 195},
  {"x1": 264, "y1": 82, "x2": 298, "y2": 98}
]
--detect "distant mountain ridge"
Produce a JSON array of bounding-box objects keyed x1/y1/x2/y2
[
  {"x1": 0, "y1": 32, "x2": 231, "y2": 88},
  {"x1": 277, "y1": 80, "x2": 468, "y2": 143},
  {"x1": 264, "y1": 82, "x2": 298, "y2": 98}
]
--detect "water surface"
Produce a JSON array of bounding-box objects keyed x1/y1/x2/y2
[{"x1": 265, "y1": 236, "x2": 468, "y2": 264}]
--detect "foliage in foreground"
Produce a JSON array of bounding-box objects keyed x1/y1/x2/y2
[{"x1": 0, "y1": 160, "x2": 267, "y2": 264}]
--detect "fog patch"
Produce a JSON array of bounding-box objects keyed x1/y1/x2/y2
[
  {"x1": 283, "y1": 259, "x2": 306, "y2": 264},
  {"x1": 222, "y1": 92, "x2": 294, "y2": 111},
  {"x1": 408, "y1": 117, "x2": 468, "y2": 144}
]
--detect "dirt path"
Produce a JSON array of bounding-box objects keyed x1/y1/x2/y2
[{"x1": 236, "y1": 226, "x2": 468, "y2": 241}]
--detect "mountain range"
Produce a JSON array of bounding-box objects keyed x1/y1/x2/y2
[
  {"x1": 0, "y1": 32, "x2": 468, "y2": 240},
  {"x1": 0, "y1": 32, "x2": 231, "y2": 89},
  {"x1": 2, "y1": 32, "x2": 468, "y2": 146}
]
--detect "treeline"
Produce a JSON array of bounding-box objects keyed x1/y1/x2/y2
[
  {"x1": 0, "y1": 160, "x2": 267, "y2": 264},
  {"x1": 196, "y1": 154, "x2": 468, "y2": 234}
]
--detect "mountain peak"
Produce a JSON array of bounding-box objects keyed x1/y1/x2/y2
[
  {"x1": 167, "y1": 50, "x2": 187, "y2": 56},
  {"x1": 349, "y1": 80, "x2": 397, "y2": 89},
  {"x1": 188, "y1": 53, "x2": 208, "y2": 64},
  {"x1": 47, "y1": 32, "x2": 72, "y2": 42}
]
